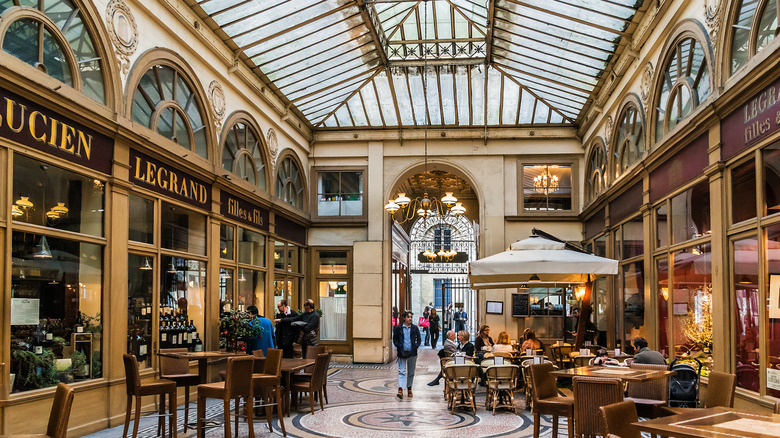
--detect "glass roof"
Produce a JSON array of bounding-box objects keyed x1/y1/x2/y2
[{"x1": 189, "y1": 0, "x2": 644, "y2": 129}]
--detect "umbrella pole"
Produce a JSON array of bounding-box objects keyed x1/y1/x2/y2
[{"x1": 574, "y1": 280, "x2": 593, "y2": 349}]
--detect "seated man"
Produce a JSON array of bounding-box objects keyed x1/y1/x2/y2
[
  {"x1": 428, "y1": 331, "x2": 458, "y2": 386},
  {"x1": 632, "y1": 336, "x2": 667, "y2": 365}
]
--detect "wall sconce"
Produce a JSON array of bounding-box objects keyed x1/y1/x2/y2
[
  {"x1": 239, "y1": 272, "x2": 246, "y2": 282},
  {"x1": 575, "y1": 285, "x2": 586, "y2": 301}
]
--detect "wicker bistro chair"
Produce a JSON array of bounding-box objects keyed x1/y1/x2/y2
[
  {"x1": 122, "y1": 354, "x2": 177, "y2": 438},
  {"x1": 252, "y1": 348, "x2": 286, "y2": 436},
  {"x1": 485, "y1": 364, "x2": 520, "y2": 414},
  {"x1": 625, "y1": 363, "x2": 669, "y2": 418},
  {"x1": 444, "y1": 363, "x2": 479, "y2": 413},
  {"x1": 599, "y1": 400, "x2": 640, "y2": 438},
  {"x1": 159, "y1": 348, "x2": 201, "y2": 433},
  {"x1": 0, "y1": 382, "x2": 75, "y2": 438},
  {"x1": 529, "y1": 362, "x2": 573, "y2": 438},
  {"x1": 550, "y1": 345, "x2": 574, "y2": 369},
  {"x1": 572, "y1": 376, "x2": 624, "y2": 438},
  {"x1": 196, "y1": 356, "x2": 255, "y2": 438},
  {"x1": 662, "y1": 370, "x2": 737, "y2": 416},
  {"x1": 291, "y1": 353, "x2": 330, "y2": 415}
]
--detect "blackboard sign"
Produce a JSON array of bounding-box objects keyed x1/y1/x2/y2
[{"x1": 512, "y1": 294, "x2": 529, "y2": 317}]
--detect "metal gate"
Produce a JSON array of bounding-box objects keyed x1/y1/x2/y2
[{"x1": 441, "y1": 278, "x2": 477, "y2": 335}]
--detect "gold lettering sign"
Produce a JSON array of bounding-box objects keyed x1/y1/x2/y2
[
  {"x1": 2, "y1": 97, "x2": 92, "y2": 159},
  {"x1": 131, "y1": 151, "x2": 211, "y2": 208},
  {"x1": 221, "y1": 190, "x2": 268, "y2": 231}
]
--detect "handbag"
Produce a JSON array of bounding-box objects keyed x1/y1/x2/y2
[{"x1": 418, "y1": 316, "x2": 429, "y2": 328}]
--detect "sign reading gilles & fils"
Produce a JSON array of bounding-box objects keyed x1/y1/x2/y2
[
  {"x1": 130, "y1": 149, "x2": 211, "y2": 209},
  {"x1": 0, "y1": 85, "x2": 113, "y2": 173},
  {"x1": 220, "y1": 190, "x2": 269, "y2": 231}
]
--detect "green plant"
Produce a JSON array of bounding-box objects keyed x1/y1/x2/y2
[
  {"x1": 81, "y1": 312, "x2": 102, "y2": 334},
  {"x1": 92, "y1": 351, "x2": 102, "y2": 378},
  {"x1": 11, "y1": 348, "x2": 58, "y2": 391},
  {"x1": 71, "y1": 350, "x2": 88, "y2": 377},
  {"x1": 219, "y1": 310, "x2": 263, "y2": 343}
]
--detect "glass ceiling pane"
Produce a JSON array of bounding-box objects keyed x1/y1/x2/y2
[
  {"x1": 502, "y1": 78, "x2": 520, "y2": 125},
  {"x1": 534, "y1": 101, "x2": 550, "y2": 124},
  {"x1": 435, "y1": 2, "x2": 453, "y2": 40},
  {"x1": 439, "y1": 66, "x2": 456, "y2": 125},
  {"x1": 486, "y1": 68, "x2": 501, "y2": 125},
  {"x1": 334, "y1": 105, "x2": 352, "y2": 126},
  {"x1": 246, "y1": 15, "x2": 366, "y2": 60},
  {"x1": 424, "y1": 67, "x2": 442, "y2": 125},
  {"x1": 323, "y1": 114, "x2": 338, "y2": 127},
  {"x1": 519, "y1": 89, "x2": 535, "y2": 124},
  {"x1": 470, "y1": 65, "x2": 485, "y2": 126},
  {"x1": 347, "y1": 95, "x2": 368, "y2": 126},
  {"x1": 374, "y1": 72, "x2": 399, "y2": 126},
  {"x1": 455, "y1": 65, "x2": 470, "y2": 125},
  {"x1": 360, "y1": 86, "x2": 383, "y2": 126},
  {"x1": 408, "y1": 68, "x2": 427, "y2": 125}
]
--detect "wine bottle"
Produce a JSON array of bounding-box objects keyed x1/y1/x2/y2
[
  {"x1": 193, "y1": 333, "x2": 203, "y2": 352},
  {"x1": 136, "y1": 329, "x2": 148, "y2": 362},
  {"x1": 160, "y1": 321, "x2": 169, "y2": 348}
]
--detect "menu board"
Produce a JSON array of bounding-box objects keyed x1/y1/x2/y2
[{"x1": 512, "y1": 294, "x2": 529, "y2": 317}]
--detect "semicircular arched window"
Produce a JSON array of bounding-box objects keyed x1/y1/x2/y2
[
  {"x1": 276, "y1": 156, "x2": 303, "y2": 209},
  {"x1": 587, "y1": 141, "x2": 607, "y2": 202},
  {"x1": 1, "y1": 0, "x2": 106, "y2": 103},
  {"x1": 655, "y1": 37, "x2": 710, "y2": 142},
  {"x1": 131, "y1": 65, "x2": 209, "y2": 158},
  {"x1": 613, "y1": 105, "x2": 645, "y2": 180},
  {"x1": 222, "y1": 122, "x2": 266, "y2": 190},
  {"x1": 730, "y1": 0, "x2": 778, "y2": 76}
]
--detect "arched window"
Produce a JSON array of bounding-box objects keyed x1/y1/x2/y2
[
  {"x1": 730, "y1": 0, "x2": 778, "y2": 75},
  {"x1": 655, "y1": 36, "x2": 711, "y2": 141},
  {"x1": 276, "y1": 156, "x2": 303, "y2": 209},
  {"x1": 613, "y1": 104, "x2": 645, "y2": 179},
  {"x1": 222, "y1": 122, "x2": 266, "y2": 190},
  {"x1": 586, "y1": 140, "x2": 607, "y2": 202},
  {"x1": 131, "y1": 65, "x2": 209, "y2": 158},
  {"x1": 0, "y1": 0, "x2": 106, "y2": 103}
]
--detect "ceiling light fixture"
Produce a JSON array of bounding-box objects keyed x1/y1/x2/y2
[
  {"x1": 533, "y1": 167, "x2": 559, "y2": 194},
  {"x1": 384, "y1": 1, "x2": 465, "y2": 225},
  {"x1": 33, "y1": 236, "x2": 52, "y2": 259},
  {"x1": 140, "y1": 257, "x2": 153, "y2": 271}
]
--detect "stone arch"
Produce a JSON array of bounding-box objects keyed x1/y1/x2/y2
[
  {"x1": 219, "y1": 110, "x2": 271, "y2": 191},
  {"x1": 721, "y1": 0, "x2": 780, "y2": 81},
  {"x1": 585, "y1": 137, "x2": 607, "y2": 204},
  {"x1": 275, "y1": 148, "x2": 307, "y2": 212},
  {"x1": 610, "y1": 93, "x2": 646, "y2": 182}
]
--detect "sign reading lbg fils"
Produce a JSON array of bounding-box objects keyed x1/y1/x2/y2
[
  {"x1": 130, "y1": 149, "x2": 211, "y2": 209},
  {"x1": 0, "y1": 86, "x2": 113, "y2": 174}
]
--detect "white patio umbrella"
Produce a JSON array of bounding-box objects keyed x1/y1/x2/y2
[{"x1": 468, "y1": 235, "x2": 619, "y2": 289}]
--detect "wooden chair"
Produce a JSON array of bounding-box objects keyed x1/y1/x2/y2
[
  {"x1": 485, "y1": 364, "x2": 519, "y2": 414},
  {"x1": 550, "y1": 345, "x2": 573, "y2": 369},
  {"x1": 297, "y1": 347, "x2": 331, "y2": 403},
  {"x1": 220, "y1": 349, "x2": 265, "y2": 381},
  {"x1": 291, "y1": 353, "x2": 329, "y2": 415},
  {"x1": 122, "y1": 354, "x2": 177, "y2": 438},
  {"x1": 0, "y1": 382, "x2": 75, "y2": 438},
  {"x1": 196, "y1": 356, "x2": 255, "y2": 438},
  {"x1": 572, "y1": 376, "x2": 624, "y2": 438},
  {"x1": 625, "y1": 363, "x2": 669, "y2": 418},
  {"x1": 775, "y1": 400, "x2": 780, "y2": 414},
  {"x1": 663, "y1": 370, "x2": 737, "y2": 415},
  {"x1": 444, "y1": 363, "x2": 479, "y2": 413},
  {"x1": 521, "y1": 358, "x2": 553, "y2": 410},
  {"x1": 159, "y1": 348, "x2": 200, "y2": 432},
  {"x1": 529, "y1": 362, "x2": 573, "y2": 438},
  {"x1": 599, "y1": 400, "x2": 640, "y2": 438},
  {"x1": 253, "y1": 348, "x2": 286, "y2": 436}
]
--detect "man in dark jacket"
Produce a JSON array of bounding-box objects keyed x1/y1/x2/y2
[
  {"x1": 275, "y1": 299, "x2": 298, "y2": 358},
  {"x1": 392, "y1": 310, "x2": 421, "y2": 399},
  {"x1": 276, "y1": 299, "x2": 319, "y2": 358}
]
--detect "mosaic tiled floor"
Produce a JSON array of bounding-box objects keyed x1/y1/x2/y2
[{"x1": 85, "y1": 347, "x2": 569, "y2": 437}]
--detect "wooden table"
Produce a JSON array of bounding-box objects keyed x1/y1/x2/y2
[
  {"x1": 280, "y1": 358, "x2": 315, "y2": 416},
  {"x1": 157, "y1": 351, "x2": 247, "y2": 384},
  {"x1": 550, "y1": 365, "x2": 675, "y2": 383},
  {"x1": 632, "y1": 406, "x2": 780, "y2": 438}
]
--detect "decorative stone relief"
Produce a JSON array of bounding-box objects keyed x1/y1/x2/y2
[
  {"x1": 106, "y1": 0, "x2": 138, "y2": 79},
  {"x1": 267, "y1": 128, "x2": 278, "y2": 161},
  {"x1": 640, "y1": 62, "x2": 654, "y2": 110},
  {"x1": 605, "y1": 116, "x2": 613, "y2": 147},
  {"x1": 208, "y1": 80, "x2": 226, "y2": 131},
  {"x1": 705, "y1": 0, "x2": 724, "y2": 56}
]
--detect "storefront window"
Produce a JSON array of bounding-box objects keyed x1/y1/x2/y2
[
  {"x1": 274, "y1": 240, "x2": 285, "y2": 270},
  {"x1": 128, "y1": 195, "x2": 154, "y2": 244},
  {"x1": 657, "y1": 257, "x2": 669, "y2": 357},
  {"x1": 622, "y1": 216, "x2": 643, "y2": 259},
  {"x1": 732, "y1": 159, "x2": 757, "y2": 224},
  {"x1": 10, "y1": 232, "x2": 103, "y2": 393},
  {"x1": 220, "y1": 224, "x2": 234, "y2": 260},
  {"x1": 763, "y1": 144, "x2": 780, "y2": 216},
  {"x1": 522, "y1": 165, "x2": 572, "y2": 211},
  {"x1": 161, "y1": 202, "x2": 206, "y2": 255},
  {"x1": 219, "y1": 267, "x2": 234, "y2": 313},
  {"x1": 238, "y1": 228, "x2": 265, "y2": 267},
  {"x1": 317, "y1": 171, "x2": 364, "y2": 217},
  {"x1": 528, "y1": 287, "x2": 565, "y2": 316},
  {"x1": 593, "y1": 235, "x2": 606, "y2": 257},
  {"x1": 160, "y1": 256, "x2": 205, "y2": 351},
  {"x1": 318, "y1": 251, "x2": 349, "y2": 342},
  {"x1": 733, "y1": 237, "x2": 759, "y2": 392},
  {"x1": 592, "y1": 276, "x2": 608, "y2": 347},
  {"x1": 236, "y1": 268, "x2": 264, "y2": 314},
  {"x1": 765, "y1": 224, "x2": 780, "y2": 397},
  {"x1": 670, "y1": 181, "x2": 710, "y2": 244},
  {"x1": 622, "y1": 261, "x2": 645, "y2": 353},
  {"x1": 13, "y1": 154, "x2": 104, "y2": 237},
  {"x1": 287, "y1": 244, "x2": 300, "y2": 273},
  {"x1": 586, "y1": 141, "x2": 607, "y2": 202},
  {"x1": 128, "y1": 254, "x2": 153, "y2": 369},
  {"x1": 672, "y1": 244, "x2": 712, "y2": 362},
  {"x1": 656, "y1": 204, "x2": 669, "y2": 248}
]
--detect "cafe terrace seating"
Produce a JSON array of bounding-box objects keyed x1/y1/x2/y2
[
  {"x1": 0, "y1": 382, "x2": 75, "y2": 438},
  {"x1": 572, "y1": 376, "x2": 624, "y2": 438},
  {"x1": 196, "y1": 356, "x2": 255, "y2": 438},
  {"x1": 159, "y1": 348, "x2": 201, "y2": 433},
  {"x1": 662, "y1": 370, "x2": 736, "y2": 415},
  {"x1": 252, "y1": 348, "x2": 285, "y2": 436},
  {"x1": 291, "y1": 353, "x2": 330, "y2": 415},
  {"x1": 625, "y1": 363, "x2": 669, "y2": 418},
  {"x1": 529, "y1": 362, "x2": 573, "y2": 438},
  {"x1": 445, "y1": 363, "x2": 479, "y2": 413},
  {"x1": 599, "y1": 400, "x2": 640, "y2": 438},
  {"x1": 122, "y1": 354, "x2": 177, "y2": 438},
  {"x1": 485, "y1": 364, "x2": 519, "y2": 415}
]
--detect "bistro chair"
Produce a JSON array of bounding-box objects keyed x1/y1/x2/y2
[
  {"x1": 290, "y1": 353, "x2": 329, "y2": 415},
  {"x1": 775, "y1": 400, "x2": 780, "y2": 414},
  {"x1": 444, "y1": 363, "x2": 479, "y2": 413},
  {"x1": 529, "y1": 362, "x2": 573, "y2": 438},
  {"x1": 572, "y1": 376, "x2": 624, "y2": 438},
  {"x1": 159, "y1": 348, "x2": 200, "y2": 432},
  {"x1": 219, "y1": 349, "x2": 264, "y2": 381},
  {"x1": 485, "y1": 364, "x2": 519, "y2": 414},
  {"x1": 599, "y1": 400, "x2": 640, "y2": 438},
  {"x1": 521, "y1": 358, "x2": 553, "y2": 410},
  {"x1": 550, "y1": 345, "x2": 574, "y2": 369},
  {"x1": 0, "y1": 382, "x2": 75, "y2": 438},
  {"x1": 625, "y1": 363, "x2": 669, "y2": 418},
  {"x1": 253, "y1": 348, "x2": 286, "y2": 436},
  {"x1": 122, "y1": 354, "x2": 177, "y2": 438},
  {"x1": 663, "y1": 370, "x2": 736, "y2": 415},
  {"x1": 196, "y1": 356, "x2": 255, "y2": 438},
  {"x1": 298, "y1": 347, "x2": 330, "y2": 403}
]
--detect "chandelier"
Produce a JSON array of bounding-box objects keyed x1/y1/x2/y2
[
  {"x1": 384, "y1": 2, "x2": 465, "y2": 225},
  {"x1": 422, "y1": 248, "x2": 458, "y2": 262},
  {"x1": 533, "y1": 168, "x2": 559, "y2": 194}
]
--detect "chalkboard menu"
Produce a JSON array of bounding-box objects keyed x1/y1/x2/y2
[{"x1": 512, "y1": 294, "x2": 529, "y2": 317}]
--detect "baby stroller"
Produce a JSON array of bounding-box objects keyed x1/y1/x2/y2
[{"x1": 668, "y1": 357, "x2": 702, "y2": 408}]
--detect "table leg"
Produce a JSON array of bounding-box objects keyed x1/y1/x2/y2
[
  {"x1": 198, "y1": 358, "x2": 208, "y2": 384},
  {"x1": 284, "y1": 371, "x2": 292, "y2": 417}
]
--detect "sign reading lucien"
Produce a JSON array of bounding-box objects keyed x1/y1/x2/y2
[
  {"x1": 130, "y1": 149, "x2": 211, "y2": 209},
  {"x1": 0, "y1": 86, "x2": 113, "y2": 174},
  {"x1": 723, "y1": 77, "x2": 780, "y2": 159},
  {"x1": 220, "y1": 190, "x2": 269, "y2": 231}
]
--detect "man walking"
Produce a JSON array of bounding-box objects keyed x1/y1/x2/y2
[
  {"x1": 392, "y1": 310, "x2": 421, "y2": 399},
  {"x1": 275, "y1": 300, "x2": 298, "y2": 358}
]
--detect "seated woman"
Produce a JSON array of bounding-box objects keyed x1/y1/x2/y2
[
  {"x1": 520, "y1": 328, "x2": 544, "y2": 352},
  {"x1": 492, "y1": 331, "x2": 514, "y2": 353},
  {"x1": 474, "y1": 325, "x2": 494, "y2": 352},
  {"x1": 593, "y1": 349, "x2": 619, "y2": 366}
]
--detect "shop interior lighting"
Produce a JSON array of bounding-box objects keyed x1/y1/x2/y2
[
  {"x1": 33, "y1": 236, "x2": 52, "y2": 259},
  {"x1": 15, "y1": 196, "x2": 33, "y2": 210},
  {"x1": 140, "y1": 257, "x2": 153, "y2": 270},
  {"x1": 167, "y1": 260, "x2": 177, "y2": 273}
]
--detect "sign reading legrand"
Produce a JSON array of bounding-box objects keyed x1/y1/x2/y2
[
  {"x1": 0, "y1": 85, "x2": 113, "y2": 174},
  {"x1": 220, "y1": 190, "x2": 269, "y2": 231},
  {"x1": 130, "y1": 149, "x2": 211, "y2": 209},
  {"x1": 723, "y1": 76, "x2": 780, "y2": 159}
]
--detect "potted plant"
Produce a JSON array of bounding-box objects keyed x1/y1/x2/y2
[
  {"x1": 70, "y1": 350, "x2": 88, "y2": 378},
  {"x1": 11, "y1": 348, "x2": 58, "y2": 391},
  {"x1": 219, "y1": 310, "x2": 263, "y2": 352}
]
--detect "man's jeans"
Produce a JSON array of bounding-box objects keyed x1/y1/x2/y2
[{"x1": 397, "y1": 354, "x2": 417, "y2": 388}]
